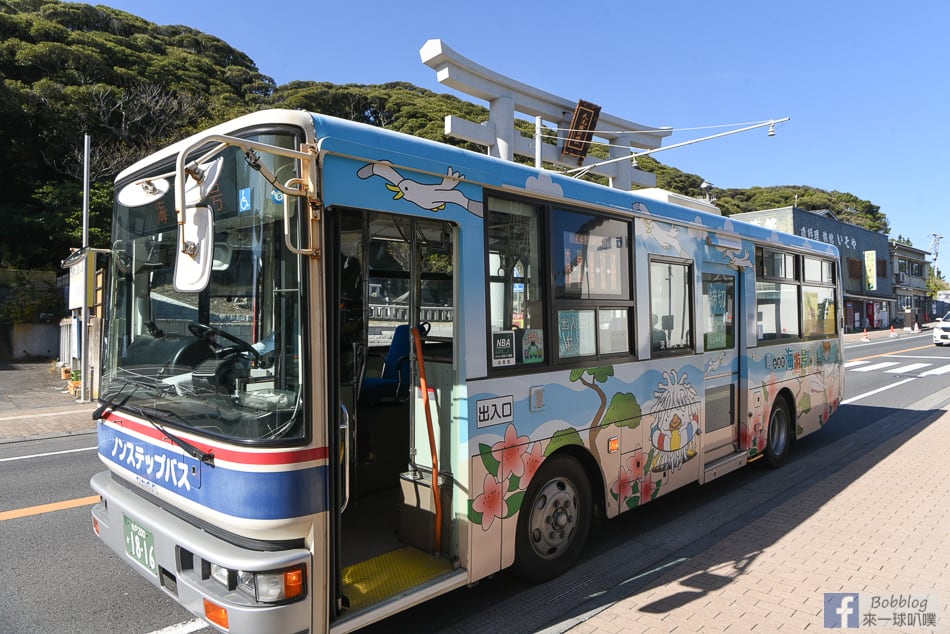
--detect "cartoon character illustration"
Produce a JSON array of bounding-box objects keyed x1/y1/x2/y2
[
  {"x1": 357, "y1": 160, "x2": 483, "y2": 216},
  {"x1": 649, "y1": 369, "x2": 701, "y2": 472}
]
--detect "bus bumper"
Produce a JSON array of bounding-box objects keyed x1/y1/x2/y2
[{"x1": 90, "y1": 471, "x2": 312, "y2": 634}]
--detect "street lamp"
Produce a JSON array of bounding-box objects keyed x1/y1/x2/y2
[{"x1": 565, "y1": 117, "x2": 790, "y2": 179}]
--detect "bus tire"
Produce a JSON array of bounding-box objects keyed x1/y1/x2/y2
[
  {"x1": 764, "y1": 397, "x2": 792, "y2": 468},
  {"x1": 514, "y1": 454, "x2": 591, "y2": 583}
]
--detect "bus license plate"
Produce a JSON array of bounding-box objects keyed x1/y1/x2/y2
[{"x1": 123, "y1": 515, "x2": 157, "y2": 575}]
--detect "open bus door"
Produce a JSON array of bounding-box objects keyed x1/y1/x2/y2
[
  {"x1": 699, "y1": 262, "x2": 746, "y2": 482},
  {"x1": 327, "y1": 209, "x2": 464, "y2": 628}
]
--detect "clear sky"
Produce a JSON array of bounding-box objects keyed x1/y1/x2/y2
[{"x1": 83, "y1": 0, "x2": 949, "y2": 265}]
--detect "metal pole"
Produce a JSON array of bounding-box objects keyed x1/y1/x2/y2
[
  {"x1": 80, "y1": 134, "x2": 90, "y2": 402},
  {"x1": 535, "y1": 116, "x2": 542, "y2": 168}
]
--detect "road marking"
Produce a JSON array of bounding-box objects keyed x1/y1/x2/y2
[
  {"x1": 846, "y1": 343, "x2": 934, "y2": 363},
  {"x1": 0, "y1": 495, "x2": 100, "y2": 522},
  {"x1": 841, "y1": 377, "x2": 916, "y2": 405},
  {"x1": 0, "y1": 409, "x2": 95, "y2": 422},
  {"x1": 844, "y1": 360, "x2": 870, "y2": 368},
  {"x1": 145, "y1": 619, "x2": 208, "y2": 634},
  {"x1": 0, "y1": 446, "x2": 97, "y2": 463},
  {"x1": 920, "y1": 364, "x2": 950, "y2": 376},
  {"x1": 851, "y1": 361, "x2": 900, "y2": 372},
  {"x1": 884, "y1": 363, "x2": 931, "y2": 374}
]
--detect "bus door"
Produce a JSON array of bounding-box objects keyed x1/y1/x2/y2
[
  {"x1": 700, "y1": 263, "x2": 742, "y2": 480},
  {"x1": 328, "y1": 208, "x2": 459, "y2": 623}
]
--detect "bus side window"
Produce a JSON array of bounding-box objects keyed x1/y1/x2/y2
[
  {"x1": 486, "y1": 198, "x2": 545, "y2": 368},
  {"x1": 649, "y1": 259, "x2": 694, "y2": 355}
]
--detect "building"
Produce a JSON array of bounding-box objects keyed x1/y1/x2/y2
[
  {"x1": 889, "y1": 241, "x2": 932, "y2": 327},
  {"x1": 731, "y1": 206, "x2": 893, "y2": 332}
]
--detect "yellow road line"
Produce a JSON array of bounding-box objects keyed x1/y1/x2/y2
[
  {"x1": 0, "y1": 495, "x2": 100, "y2": 521},
  {"x1": 848, "y1": 343, "x2": 933, "y2": 364}
]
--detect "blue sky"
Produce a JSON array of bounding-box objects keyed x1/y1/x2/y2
[{"x1": 86, "y1": 1, "x2": 949, "y2": 265}]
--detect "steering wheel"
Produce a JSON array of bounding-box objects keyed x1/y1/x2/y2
[{"x1": 188, "y1": 322, "x2": 261, "y2": 363}]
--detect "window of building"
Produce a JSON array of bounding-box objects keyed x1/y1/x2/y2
[{"x1": 649, "y1": 259, "x2": 693, "y2": 355}]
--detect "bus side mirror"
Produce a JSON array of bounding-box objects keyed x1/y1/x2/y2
[{"x1": 174, "y1": 206, "x2": 214, "y2": 292}]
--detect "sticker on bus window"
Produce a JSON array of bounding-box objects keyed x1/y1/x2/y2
[
  {"x1": 492, "y1": 331, "x2": 515, "y2": 367},
  {"x1": 522, "y1": 329, "x2": 544, "y2": 364}
]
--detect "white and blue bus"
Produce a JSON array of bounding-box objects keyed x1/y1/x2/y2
[{"x1": 90, "y1": 109, "x2": 844, "y2": 632}]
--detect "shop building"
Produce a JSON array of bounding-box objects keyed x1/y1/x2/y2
[{"x1": 890, "y1": 241, "x2": 932, "y2": 327}]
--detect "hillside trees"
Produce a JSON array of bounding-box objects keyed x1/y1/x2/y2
[{"x1": 0, "y1": 0, "x2": 274, "y2": 267}]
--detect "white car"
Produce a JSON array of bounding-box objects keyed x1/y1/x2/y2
[{"x1": 933, "y1": 312, "x2": 950, "y2": 346}]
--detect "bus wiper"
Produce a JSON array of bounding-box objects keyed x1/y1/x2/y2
[
  {"x1": 92, "y1": 382, "x2": 139, "y2": 420},
  {"x1": 130, "y1": 405, "x2": 215, "y2": 466}
]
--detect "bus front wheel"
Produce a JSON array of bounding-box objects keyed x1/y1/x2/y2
[
  {"x1": 764, "y1": 397, "x2": 792, "y2": 468},
  {"x1": 514, "y1": 454, "x2": 591, "y2": 583}
]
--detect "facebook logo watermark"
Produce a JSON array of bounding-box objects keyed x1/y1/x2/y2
[{"x1": 824, "y1": 593, "x2": 860, "y2": 628}]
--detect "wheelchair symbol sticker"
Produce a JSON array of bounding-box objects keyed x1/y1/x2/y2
[
  {"x1": 270, "y1": 189, "x2": 284, "y2": 205},
  {"x1": 239, "y1": 187, "x2": 252, "y2": 212}
]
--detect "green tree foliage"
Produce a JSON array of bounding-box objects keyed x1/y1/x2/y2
[
  {"x1": 0, "y1": 0, "x2": 892, "y2": 272},
  {"x1": 0, "y1": 0, "x2": 274, "y2": 268}
]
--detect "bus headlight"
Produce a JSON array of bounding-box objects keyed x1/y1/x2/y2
[
  {"x1": 236, "y1": 565, "x2": 306, "y2": 603},
  {"x1": 207, "y1": 560, "x2": 306, "y2": 603},
  {"x1": 210, "y1": 563, "x2": 230, "y2": 588}
]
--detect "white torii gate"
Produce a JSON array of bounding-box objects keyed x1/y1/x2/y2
[{"x1": 420, "y1": 39, "x2": 672, "y2": 189}]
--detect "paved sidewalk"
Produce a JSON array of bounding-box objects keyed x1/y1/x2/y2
[
  {"x1": 564, "y1": 408, "x2": 950, "y2": 633},
  {"x1": 0, "y1": 360, "x2": 96, "y2": 442}
]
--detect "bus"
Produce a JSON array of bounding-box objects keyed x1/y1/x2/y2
[{"x1": 90, "y1": 109, "x2": 844, "y2": 632}]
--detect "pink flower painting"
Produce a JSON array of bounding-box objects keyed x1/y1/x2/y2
[
  {"x1": 472, "y1": 473, "x2": 506, "y2": 530},
  {"x1": 491, "y1": 423, "x2": 529, "y2": 480}
]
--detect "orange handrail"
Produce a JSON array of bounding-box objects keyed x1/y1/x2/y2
[{"x1": 411, "y1": 326, "x2": 442, "y2": 554}]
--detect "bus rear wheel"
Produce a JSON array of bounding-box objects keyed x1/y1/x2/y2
[
  {"x1": 514, "y1": 454, "x2": 591, "y2": 583},
  {"x1": 764, "y1": 397, "x2": 792, "y2": 468}
]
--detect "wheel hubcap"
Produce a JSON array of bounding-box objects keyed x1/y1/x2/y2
[{"x1": 528, "y1": 478, "x2": 578, "y2": 560}]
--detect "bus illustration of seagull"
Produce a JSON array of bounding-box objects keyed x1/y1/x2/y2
[{"x1": 357, "y1": 160, "x2": 484, "y2": 217}]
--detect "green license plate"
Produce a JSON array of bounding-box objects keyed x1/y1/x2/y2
[{"x1": 123, "y1": 515, "x2": 157, "y2": 575}]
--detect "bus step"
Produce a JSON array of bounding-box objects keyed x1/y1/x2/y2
[
  {"x1": 341, "y1": 546, "x2": 455, "y2": 611},
  {"x1": 703, "y1": 451, "x2": 748, "y2": 482}
]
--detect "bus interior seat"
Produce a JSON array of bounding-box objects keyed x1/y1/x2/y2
[{"x1": 361, "y1": 324, "x2": 411, "y2": 404}]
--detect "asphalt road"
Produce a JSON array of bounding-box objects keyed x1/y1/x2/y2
[{"x1": 1, "y1": 331, "x2": 947, "y2": 633}]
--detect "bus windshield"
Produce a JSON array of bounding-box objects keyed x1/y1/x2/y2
[{"x1": 102, "y1": 131, "x2": 304, "y2": 444}]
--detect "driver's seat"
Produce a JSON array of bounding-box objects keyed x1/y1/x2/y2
[{"x1": 360, "y1": 324, "x2": 412, "y2": 403}]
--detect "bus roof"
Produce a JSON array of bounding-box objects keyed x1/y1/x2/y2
[{"x1": 117, "y1": 108, "x2": 839, "y2": 260}]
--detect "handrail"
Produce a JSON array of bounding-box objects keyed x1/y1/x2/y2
[
  {"x1": 339, "y1": 403, "x2": 351, "y2": 513},
  {"x1": 282, "y1": 177, "x2": 317, "y2": 256},
  {"x1": 412, "y1": 326, "x2": 442, "y2": 554}
]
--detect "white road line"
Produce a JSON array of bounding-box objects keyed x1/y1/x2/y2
[
  {"x1": 0, "y1": 446, "x2": 97, "y2": 463},
  {"x1": 920, "y1": 364, "x2": 950, "y2": 376},
  {"x1": 841, "y1": 377, "x2": 916, "y2": 405},
  {"x1": 850, "y1": 361, "x2": 901, "y2": 372},
  {"x1": 844, "y1": 360, "x2": 870, "y2": 368},
  {"x1": 0, "y1": 409, "x2": 94, "y2": 423},
  {"x1": 145, "y1": 619, "x2": 208, "y2": 634},
  {"x1": 884, "y1": 363, "x2": 931, "y2": 374}
]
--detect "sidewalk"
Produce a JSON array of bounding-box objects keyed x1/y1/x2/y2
[
  {"x1": 0, "y1": 360, "x2": 96, "y2": 443},
  {"x1": 564, "y1": 403, "x2": 950, "y2": 632}
]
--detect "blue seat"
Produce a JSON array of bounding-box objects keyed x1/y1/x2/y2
[{"x1": 361, "y1": 324, "x2": 412, "y2": 403}]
